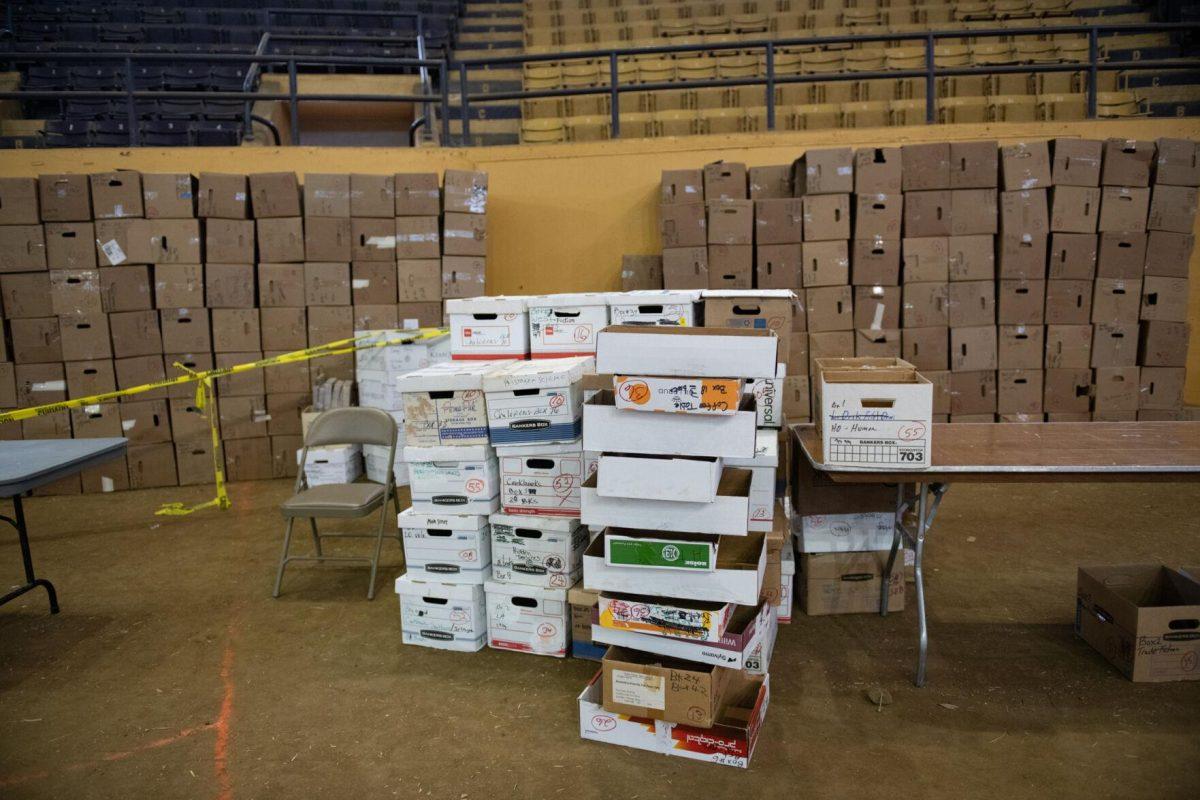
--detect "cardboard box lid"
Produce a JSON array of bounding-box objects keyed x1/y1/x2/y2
[
  {"x1": 403, "y1": 444, "x2": 494, "y2": 463},
  {"x1": 398, "y1": 506, "x2": 490, "y2": 531},
  {"x1": 595, "y1": 326, "x2": 778, "y2": 379},
  {"x1": 702, "y1": 289, "x2": 798, "y2": 301},
  {"x1": 608, "y1": 289, "x2": 702, "y2": 306},
  {"x1": 395, "y1": 359, "x2": 515, "y2": 392},
  {"x1": 724, "y1": 428, "x2": 779, "y2": 468},
  {"x1": 395, "y1": 572, "x2": 485, "y2": 600},
  {"x1": 526, "y1": 292, "x2": 610, "y2": 308},
  {"x1": 1078, "y1": 565, "x2": 1200, "y2": 632},
  {"x1": 494, "y1": 438, "x2": 583, "y2": 458},
  {"x1": 591, "y1": 529, "x2": 763, "y2": 571},
  {"x1": 483, "y1": 579, "x2": 568, "y2": 601},
  {"x1": 445, "y1": 296, "x2": 528, "y2": 315},
  {"x1": 489, "y1": 510, "x2": 582, "y2": 533},
  {"x1": 481, "y1": 356, "x2": 594, "y2": 392}
]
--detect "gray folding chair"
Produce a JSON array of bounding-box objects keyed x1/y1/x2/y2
[{"x1": 273, "y1": 407, "x2": 402, "y2": 600}]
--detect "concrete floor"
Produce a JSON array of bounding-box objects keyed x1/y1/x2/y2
[{"x1": 1, "y1": 479, "x2": 1198, "y2": 799}]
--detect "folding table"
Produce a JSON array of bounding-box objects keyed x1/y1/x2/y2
[
  {"x1": 794, "y1": 422, "x2": 1200, "y2": 687},
  {"x1": 0, "y1": 438, "x2": 128, "y2": 613}
]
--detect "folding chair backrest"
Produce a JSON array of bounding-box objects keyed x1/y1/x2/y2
[{"x1": 305, "y1": 407, "x2": 396, "y2": 448}]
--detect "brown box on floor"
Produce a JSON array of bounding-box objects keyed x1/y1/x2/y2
[
  {"x1": 395, "y1": 173, "x2": 440, "y2": 216},
  {"x1": 662, "y1": 247, "x2": 707, "y2": 290},
  {"x1": 1097, "y1": 232, "x2": 1146, "y2": 279},
  {"x1": 852, "y1": 192, "x2": 902, "y2": 240},
  {"x1": 950, "y1": 140, "x2": 999, "y2": 189},
  {"x1": 997, "y1": 280, "x2": 1045, "y2": 325},
  {"x1": 2, "y1": 272, "x2": 52, "y2": 317},
  {"x1": 1045, "y1": 325, "x2": 1092, "y2": 369},
  {"x1": 101, "y1": 265, "x2": 153, "y2": 312},
  {"x1": 901, "y1": 327, "x2": 948, "y2": 371},
  {"x1": 855, "y1": 146, "x2": 902, "y2": 194},
  {"x1": 792, "y1": 148, "x2": 853, "y2": 195},
  {"x1": 1001, "y1": 141, "x2": 1051, "y2": 191},
  {"x1": 176, "y1": 439, "x2": 223, "y2": 486},
  {"x1": 1046, "y1": 279, "x2": 1092, "y2": 324},
  {"x1": 1102, "y1": 139, "x2": 1154, "y2": 187},
  {"x1": 1049, "y1": 233, "x2": 1097, "y2": 279},
  {"x1": 801, "y1": 240, "x2": 848, "y2": 286},
  {"x1": 49, "y1": 268, "x2": 102, "y2": 315},
  {"x1": 800, "y1": 551, "x2": 905, "y2": 616},
  {"x1": 756, "y1": 243, "x2": 802, "y2": 288},
  {"x1": 1155, "y1": 138, "x2": 1200, "y2": 185},
  {"x1": 142, "y1": 173, "x2": 196, "y2": 218},
  {"x1": 707, "y1": 245, "x2": 752, "y2": 289},
  {"x1": 443, "y1": 212, "x2": 487, "y2": 257},
  {"x1": 441, "y1": 255, "x2": 486, "y2": 299},
  {"x1": 660, "y1": 203, "x2": 706, "y2": 248},
  {"x1": 1139, "y1": 277, "x2": 1189, "y2": 322},
  {"x1": 160, "y1": 308, "x2": 211, "y2": 353},
  {"x1": 90, "y1": 171, "x2": 143, "y2": 219},
  {"x1": 1140, "y1": 367, "x2": 1184, "y2": 410},
  {"x1": 902, "y1": 237, "x2": 948, "y2": 282},
  {"x1": 38, "y1": 173, "x2": 91, "y2": 221},
  {"x1": 271, "y1": 435, "x2": 303, "y2": 479},
  {"x1": 119, "y1": 399, "x2": 171, "y2": 443},
  {"x1": 620, "y1": 255, "x2": 663, "y2": 291},
  {"x1": 218, "y1": 395, "x2": 269, "y2": 440},
  {"x1": 0, "y1": 177, "x2": 40, "y2": 224},
  {"x1": 115, "y1": 355, "x2": 167, "y2": 400},
  {"x1": 1098, "y1": 187, "x2": 1150, "y2": 233},
  {"x1": 851, "y1": 237, "x2": 899, "y2": 285},
  {"x1": 749, "y1": 165, "x2": 791, "y2": 199},
  {"x1": 266, "y1": 393, "x2": 309, "y2": 436},
  {"x1": 854, "y1": 328, "x2": 901, "y2": 358},
  {"x1": 395, "y1": 215, "x2": 442, "y2": 259},
  {"x1": 203, "y1": 218, "x2": 255, "y2": 263},
  {"x1": 109, "y1": 312, "x2": 163, "y2": 361},
  {"x1": 64, "y1": 358, "x2": 115, "y2": 398},
  {"x1": 902, "y1": 282, "x2": 947, "y2": 328},
  {"x1": 59, "y1": 312, "x2": 111, "y2": 360},
  {"x1": 257, "y1": 217, "x2": 305, "y2": 263},
  {"x1": 304, "y1": 216, "x2": 352, "y2": 261},
  {"x1": 351, "y1": 218, "x2": 397, "y2": 261},
  {"x1": 303, "y1": 262, "x2": 351, "y2": 306},
  {"x1": 754, "y1": 198, "x2": 803, "y2": 244},
  {"x1": 1050, "y1": 186, "x2": 1101, "y2": 233},
  {"x1": 153, "y1": 264, "x2": 203, "y2": 309},
  {"x1": 1138, "y1": 320, "x2": 1189, "y2": 367},
  {"x1": 224, "y1": 437, "x2": 275, "y2": 482},
  {"x1": 707, "y1": 200, "x2": 754, "y2": 245},
  {"x1": 81, "y1": 455, "x2": 131, "y2": 493},
  {"x1": 260, "y1": 307, "x2": 307, "y2": 352},
  {"x1": 45, "y1": 222, "x2": 96, "y2": 269},
  {"x1": 1147, "y1": 184, "x2": 1199, "y2": 234},
  {"x1": 304, "y1": 174, "x2": 350, "y2": 217},
  {"x1": 1093, "y1": 366, "x2": 1140, "y2": 415},
  {"x1": 396, "y1": 259, "x2": 440, "y2": 302},
  {"x1": 1044, "y1": 368, "x2": 1092, "y2": 414},
  {"x1": 204, "y1": 263, "x2": 254, "y2": 308},
  {"x1": 350, "y1": 261, "x2": 398, "y2": 305},
  {"x1": 904, "y1": 190, "x2": 951, "y2": 237},
  {"x1": 197, "y1": 173, "x2": 249, "y2": 219},
  {"x1": 703, "y1": 161, "x2": 747, "y2": 201},
  {"x1": 212, "y1": 309, "x2": 260, "y2": 353},
  {"x1": 949, "y1": 370, "x2": 997, "y2": 415},
  {"x1": 127, "y1": 443, "x2": 177, "y2": 488},
  {"x1": 947, "y1": 235, "x2": 994, "y2": 281},
  {"x1": 662, "y1": 169, "x2": 705, "y2": 204},
  {"x1": 214, "y1": 351, "x2": 264, "y2": 399},
  {"x1": 1144, "y1": 231, "x2": 1193, "y2": 278},
  {"x1": 258, "y1": 263, "x2": 305, "y2": 307},
  {"x1": 0, "y1": 224, "x2": 47, "y2": 271},
  {"x1": 996, "y1": 324, "x2": 1044, "y2": 370},
  {"x1": 10, "y1": 317, "x2": 61, "y2": 363},
  {"x1": 950, "y1": 326, "x2": 997, "y2": 372},
  {"x1": 947, "y1": 281, "x2": 994, "y2": 327},
  {"x1": 901, "y1": 143, "x2": 948, "y2": 191},
  {"x1": 349, "y1": 174, "x2": 395, "y2": 218},
  {"x1": 1091, "y1": 322, "x2": 1138, "y2": 368},
  {"x1": 802, "y1": 194, "x2": 851, "y2": 241},
  {"x1": 248, "y1": 172, "x2": 301, "y2": 218},
  {"x1": 169, "y1": 395, "x2": 216, "y2": 442},
  {"x1": 805, "y1": 286, "x2": 852, "y2": 332},
  {"x1": 997, "y1": 369, "x2": 1043, "y2": 415},
  {"x1": 1092, "y1": 278, "x2": 1141, "y2": 323},
  {"x1": 1050, "y1": 139, "x2": 1102, "y2": 187}
]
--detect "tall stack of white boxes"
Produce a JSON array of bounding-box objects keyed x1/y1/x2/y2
[{"x1": 576, "y1": 325, "x2": 780, "y2": 768}]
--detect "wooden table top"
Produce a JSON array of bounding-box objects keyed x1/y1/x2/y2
[{"x1": 795, "y1": 422, "x2": 1200, "y2": 483}]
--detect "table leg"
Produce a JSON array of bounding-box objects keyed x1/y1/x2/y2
[
  {"x1": 0, "y1": 495, "x2": 59, "y2": 614},
  {"x1": 914, "y1": 483, "x2": 929, "y2": 687}
]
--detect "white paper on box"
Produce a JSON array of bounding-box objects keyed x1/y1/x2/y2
[
  {"x1": 596, "y1": 454, "x2": 722, "y2": 503},
  {"x1": 395, "y1": 574, "x2": 487, "y2": 651},
  {"x1": 489, "y1": 511, "x2": 587, "y2": 589},
  {"x1": 398, "y1": 360, "x2": 513, "y2": 446},
  {"x1": 482, "y1": 357, "x2": 591, "y2": 445},
  {"x1": 527, "y1": 293, "x2": 610, "y2": 356},
  {"x1": 582, "y1": 470, "x2": 751, "y2": 535},
  {"x1": 484, "y1": 580, "x2": 569, "y2": 657},
  {"x1": 496, "y1": 440, "x2": 595, "y2": 517},
  {"x1": 796, "y1": 512, "x2": 895, "y2": 552},
  {"x1": 818, "y1": 366, "x2": 933, "y2": 469},
  {"x1": 354, "y1": 330, "x2": 450, "y2": 373},
  {"x1": 595, "y1": 326, "x2": 778, "y2": 378},
  {"x1": 404, "y1": 445, "x2": 499, "y2": 514},
  {"x1": 611, "y1": 670, "x2": 665, "y2": 709},
  {"x1": 583, "y1": 393, "x2": 757, "y2": 459},
  {"x1": 612, "y1": 375, "x2": 744, "y2": 415},
  {"x1": 446, "y1": 296, "x2": 530, "y2": 359},
  {"x1": 400, "y1": 508, "x2": 491, "y2": 583},
  {"x1": 607, "y1": 290, "x2": 701, "y2": 327}
]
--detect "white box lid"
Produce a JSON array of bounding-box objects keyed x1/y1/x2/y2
[
  {"x1": 398, "y1": 507, "x2": 490, "y2": 531},
  {"x1": 355, "y1": 329, "x2": 447, "y2": 345},
  {"x1": 526, "y1": 292, "x2": 610, "y2": 308},
  {"x1": 395, "y1": 359, "x2": 515, "y2": 392},
  {"x1": 607, "y1": 290, "x2": 702, "y2": 306},
  {"x1": 494, "y1": 438, "x2": 583, "y2": 458},
  {"x1": 395, "y1": 572, "x2": 486, "y2": 599},
  {"x1": 403, "y1": 444, "x2": 494, "y2": 463},
  {"x1": 488, "y1": 511, "x2": 581, "y2": 533},
  {"x1": 483, "y1": 579, "x2": 569, "y2": 601},
  {"x1": 701, "y1": 289, "x2": 798, "y2": 300},
  {"x1": 481, "y1": 356, "x2": 594, "y2": 391},
  {"x1": 445, "y1": 296, "x2": 529, "y2": 315}
]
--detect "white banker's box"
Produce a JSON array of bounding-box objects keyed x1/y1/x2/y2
[
  {"x1": 404, "y1": 445, "x2": 499, "y2": 514},
  {"x1": 485, "y1": 581, "x2": 570, "y2": 657},
  {"x1": 496, "y1": 439, "x2": 596, "y2": 516},
  {"x1": 816, "y1": 357, "x2": 933, "y2": 470},
  {"x1": 606, "y1": 289, "x2": 701, "y2": 327},
  {"x1": 526, "y1": 293, "x2": 610, "y2": 357},
  {"x1": 355, "y1": 329, "x2": 450, "y2": 373},
  {"x1": 796, "y1": 512, "x2": 895, "y2": 553},
  {"x1": 396, "y1": 359, "x2": 514, "y2": 446},
  {"x1": 445, "y1": 296, "x2": 530, "y2": 360},
  {"x1": 489, "y1": 512, "x2": 588, "y2": 589},
  {"x1": 399, "y1": 508, "x2": 491, "y2": 583},
  {"x1": 482, "y1": 356, "x2": 591, "y2": 446},
  {"x1": 300, "y1": 444, "x2": 362, "y2": 486},
  {"x1": 395, "y1": 574, "x2": 487, "y2": 652}
]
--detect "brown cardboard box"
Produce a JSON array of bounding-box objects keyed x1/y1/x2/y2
[
  {"x1": 855, "y1": 146, "x2": 903, "y2": 194},
  {"x1": 395, "y1": 259, "x2": 440, "y2": 302},
  {"x1": 163, "y1": 352, "x2": 213, "y2": 399},
  {"x1": 114, "y1": 355, "x2": 167, "y2": 400},
  {"x1": 349, "y1": 174, "x2": 396, "y2": 218},
  {"x1": 902, "y1": 237, "x2": 948, "y2": 282},
  {"x1": 441, "y1": 255, "x2": 486, "y2": 299},
  {"x1": 303, "y1": 262, "x2": 351, "y2": 306},
  {"x1": 781, "y1": 374, "x2": 811, "y2": 420},
  {"x1": 1, "y1": 272, "x2": 52, "y2": 318},
  {"x1": 853, "y1": 192, "x2": 902, "y2": 240},
  {"x1": 901, "y1": 143, "x2": 949, "y2": 191},
  {"x1": 266, "y1": 392, "x2": 309, "y2": 436},
  {"x1": 119, "y1": 399, "x2": 171, "y2": 442},
  {"x1": 1050, "y1": 186, "x2": 1101, "y2": 233},
  {"x1": 1092, "y1": 278, "x2": 1141, "y2": 323},
  {"x1": 1050, "y1": 138, "x2": 1102, "y2": 187},
  {"x1": 109, "y1": 310, "x2": 162, "y2": 358},
  {"x1": 1093, "y1": 366, "x2": 1140, "y2": 413},
  {"x1": 176, "y1": 440, "x2": 222, "y2": 486},
  {"x1": 789, "y1": 427, "x2": 894, "y2": 512},
  {"x1": 142, "y1": 173, "x2": 196, "y2": 218},
  {"x1": 902, "y1": 281, "x2": 948, "y2": 328},
  {"x1": 660, "y1": 203, "x2": 706, "y2": 248},
  {"x1": 901, "y1": 326, "x2": 948, "y2": 370},
  {"x1": 218, "y1": 395, "x2": 270, "y2": 440},
  {"x1": 925, "y1": 369, "x2": 951, "y2": 414},
  {"x1": 351, "y1": 217, "x2": 397, "y2": 261},
  {"x1": 749, "y1": 165, "x2": 791, "y2": 200},
  {"x1": 703, "y1": 161, "x2": 748, "y2": 201},
  {"x1": 852, "y1": 285, "x2": 900, "y2": 329},
  {"x1": 1001, "y1": 141, "x2": 1051, "y2": 190},
  {"x1": 394, "y1": 215, "x2": 442, "y2": 259},
  {"x1": 49, "y1": 269, "x2": 102, "y2": 315},
  {"x1": 704, "y1": 292, "x2": 794, "y2": 340},
  {"x1": 1147, "y1": 184, "x2": 1199, "y2": 234},
  {"x1": 662, "y1": 247, "x2": 707, "y2": 290},
  {"x1": 153, "y1": 264, "x2": 203, "y2": 309},
  {"x1": 800, "y1": 551, "x2": 905, "y2": 616},
  {"x1": 1043, "y1": 368, "x2": 1092, "y2": 413},
  {"x1": 851, "y1": 237, "x2": 899, "y2": 285},
  {"x1": 349, "y1": 261, "x2": 397, "y2": 305},
  {"x1": 200, "y1": 218, "x2": 252, "y2": 263},
  {"x1": 94, "y1": 218, "x2": 137, "y2": 266},
  {"x1": 707, "y1": 200, "x2": 754, "y2": 245},
  {"x1": 706, "y1": 245, "x2": 752, "y2": 289},
  {"x1": 1140, "y1": 276, "x2": 1189, "y2": 322},
  {"x1": 260, "y1": 307, "x2": 308, "y2": 351},
  {"x1": 394, "y1": 173, "x2": 441, "y2": 216},
  {"x1": 15, "y1": 362, "x2": 65, "y2": 406},
  {"x1": 214, "y1": 351, "x2": 264, "y2": 397},
  {"x1": 1144, "y1": 231, "x2": 1193, "y2": 278},
  {"x1": 787, "y1": 331, "x2": 809, "y2": 374},
  {"x1": 64, "y1": 358, "x2": 115, "y2": 398},
  {"x1": 792, "y1": 147, "x2": 853, "y2": 195},
  {"x1": 10, "y1": 317, "x2": 61, "y2": 363},
  {"x1": 1139, "y1": 367, "x2": 1184, "y2": 410},
  {"x1": 101, "y1": 266, "x2": 152, "y2": 312},
  {"x1": 1091, "y1": 322, "x2": 1138, "y2": 368},
  {"x1": 754, "y1": 198, "x2": 804, "y2": 244},
  {"x1": 855, "y1": 328, "x2": 901, "y2": 358},
  {"x1": 601, "y1": 645, "x2": 733, "y2": 727},
  {"x1": 805, "y1": 285, "x2": 852, "y2": 332},
  {"x1": 1098, "y1": 186, "x2": 1150, "y2": 233},
  {"x1": 951, "y1": 325, "x2": 997, "y2": 371},
  {"x1": 224, "y1": 437, "x2": 274, "y2": 481},
  {"x1": 1045, "y1": 324, "x2": 1093, "y2": 369},
  {"x1": 303, "y1": 216, "x2": 352, "y2": 261},
  {"x1": 394, "y1": 302, "x2": 442, "y2": 329},
  {"x1": 807, "y1": 331, "x2": 855, "y2": 373},
  {"x1": 270, "y1": 435, "x2": 303, "y2": 479},
  {"x1": 256, "y1": 217, "x2": 304, "y2": 263},
  {"x1": 38, "y1": 173, "x2": 91, "y2": 221},
  {"x1": 71, "y1": 403, "x2": 122, "y2": 439},
  {"x1": 1097, "y1": 232, "x2": 1147, "y2": 279},
  {"x1": 0, "y1": 177, "x2": 40, "y2": 224},
  {"x1": 904, "y1": 190, "x2": 951, "y2": 237},
  {"x1": 248, "y1": 172, "x2": 301, "y2": 218},
  {"x1": 438, "y1": 170, "x2": 487, "y2": 215},
  {"x1": 661, "y1": 169, "x2": 705, "y2": 204},
  {"x1": 169, "y1": 395, "x2": 216, "y2": 441},
  {"x1": 258, "y1": 263, "x2": 305, "y2": 307},
  {"x1": 802, "y1": 194, "x2": 851, "y2": 241},
  {"x1": 946, "y1": 280, "x2": 994, "y2": 327},
  {"x1": 949, "y1": 370, "x2": 998, "y2": 415},
  {"x1": 949, "y1": 189, "x2": 998, "y2": 236},
  {"x1": 204, "y1": 263, "x2": 254, "y2": 308},
  {"x1": 307, "y1": 305, "x2": 352, "y2": 346},
  {"x1": 129, "y1": 219, "x2": 202, "y2": 264},
  {"x1": 947, "y1": 234, "x2": 994, "y2": 281},
  {"x1": 997, "y1": 368, "x2": 1043, "y2": 414},
  {"x1": 353, "y1": 304, "x2": 399, "y2": 331},
  {"x1": 997, "y1": 279, "x2": 1046, "y2": 324},
  {"x1": 160, "y1": 308, "x2": 211, "y2": 353},
  {"x1": 45, "y1": 222, "x2": 96, "y2": 269},
  {"x1": 90, "y1": 171, "x2": 143, "y2": 219},
  {"x1": 59, "y1": 312, "x2": 111, "y2": 360},
  {"x1": 1155, "y1": 138, "x2": 1200, "y2": 186},
  {"x1": 1045, "y1": 279, "x2": 1093, "y2": 324},
  {"x1": 1102, "y1": 139, "x2": 1154, "y2": 187},
  {"x1": 997, "y1": 324, "x2": 1044, "y2": 369},
  {"x1": 756, "y1": 243, "x2": 802, "y2": 289},
  {"x1": 304, "y1": 173, "x2": 351, "y2": 217},
  {"x1": 442, "y1": 212, "x2": 486, "y2": 257},
  {"x1": 0, "y1": 224, "x2": 47, "y2": 271},
  {"x1": 127, "y1": 443, "x2": 177, "y2": 488},
  {"x1": 1000, "y1": 189, "x2": 1049, "y2": 235},
  {"x1": 0, "y1": 362, "x2": 15, "y2": 407},
  {"x1": 263, "y1": 352, "x2": 310, "y2": 395},
  {"x1": 197, "y1": 172, "x2": 248, "y2": 219},
  {"x1": 212, "y1": 309, "x2": 261, "y2": 353},
  {"x1": 949, "y1": 140, "x2": 999, "y2": 189},
  {"x1": 620, "y1": 255, "x2": 663, "y2": 291},
  {"x1": 798, "y1": 240, "x2": 846, "y2": 286},
  {"x1": 1049, "y1": 233, "x2": 1097, "y2": 279}
]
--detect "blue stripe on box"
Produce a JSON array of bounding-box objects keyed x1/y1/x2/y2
[
  {"x1": 488, "y1": 418, "x2": 583, "y2": 445},
  {"x1": 439, "y1": 426, "x2": 490, "y2": 441},
  {"x1": 572, "y1": 640, "x2": 607, "y2": 661}
]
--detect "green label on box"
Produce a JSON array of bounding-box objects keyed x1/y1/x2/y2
[{"x1": 605, "y1": 537, "x2": 716, "y2": 572}]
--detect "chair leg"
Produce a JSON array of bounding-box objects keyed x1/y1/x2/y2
[
  {"x1": 366, "y1": 502, "x2": 390, "y2": 601},
  {"x1": 309, "y1": 518, "x2": 322, "y2": 556},
  {"x1": 273, "y1": 517, "x2": 297, "y2": 598}
]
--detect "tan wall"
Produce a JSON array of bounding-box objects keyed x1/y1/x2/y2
[{"x1": 2, "y1": 118, "x2": 1198, "y2": 401}]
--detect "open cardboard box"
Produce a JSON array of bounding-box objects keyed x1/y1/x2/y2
[
  {"x1": 601, "y1": 645, "x2": 733, "y2": 727},
  {"x1": 584, "y1": 390, "x2": 757, "y2": 459},
  {"x1": 596, "y1": 454, "x2": 723, "y2": 503},
  {"x1": 595, "y1": 325, "x2": 778, "y2": 379},
  {"x1": 593, "y1": 601, "x2": 772, "y2": 670},
  {"x1": 582, "y1": 468, "x2": 752, "y2": 535},
  {"x1": 597, "y1": 591, "x2": 735, "y2": 642}
]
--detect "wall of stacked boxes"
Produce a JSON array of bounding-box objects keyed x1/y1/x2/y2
[
  {"x1": 0, "y1": 168, "x2": 489, "y2": 494},
  {"x1": 649, "y1": 137, "x2": 1198, "y2": 423}
]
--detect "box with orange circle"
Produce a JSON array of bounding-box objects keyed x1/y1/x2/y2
[{"x1": 613, "y1": 375, "x2": 745, "y2": 415}]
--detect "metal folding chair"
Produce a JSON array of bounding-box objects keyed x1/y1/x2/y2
[{"x1": 273, "y1": 407, "x2": 401, "y2": 600}]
